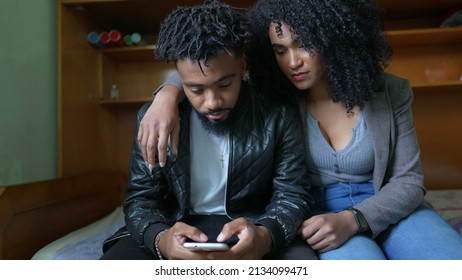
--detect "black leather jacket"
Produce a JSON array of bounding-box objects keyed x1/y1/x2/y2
[{"x1": 123, "y1": 82, "x2": 313, "y2": 256}]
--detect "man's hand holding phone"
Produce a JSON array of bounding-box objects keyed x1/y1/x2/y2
[
  {"x1": 157, "y1": 222, "x2": 211, "y2": 260},
  {"x1": 158, "y1": 217, "x2": 272, "y2": 259}
]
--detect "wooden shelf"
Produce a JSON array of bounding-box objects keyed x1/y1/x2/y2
[
  {"x1": 99, "y1": 29, "x2": 462, "y2": 62},
  {"x1": 99, "y1": 97, "x2": 151, "y2": 105},
  {"x1": 388, "y1": 27, "x2": 462, "y2": 47},
  {"x1": 377, "y1": 0, "x2": 461, "y2": 19},
  {"x1": 377, "y1": 0, "x2": 461, "y2": 11},
  {"x1": 101, "y1": 45, "x2": 157, "y2": 62},
  {"x1": 63, "y1": 0, "x2": 124, "y2": 3},
  {"x1": 412, "y1": 81, "x2": 462, "y2": 94},
  {"x1": 378, "y1": 0, "x2": 461, "y2": 30},
  {"x1": 62, "y1": 0, "x2": 255, "y2": 35}
]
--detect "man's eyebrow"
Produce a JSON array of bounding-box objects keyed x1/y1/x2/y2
[
  {"x1": 183, "y1": 81, "x2": 202, "y2": 87},
  {"x1": 213, "y1": 73, "x2": 236, "y2": 84},
  {"x1": 183, "y1": 73, "x2": 236, "y2": 87}
]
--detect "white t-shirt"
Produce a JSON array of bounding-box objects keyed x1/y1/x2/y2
[{"x1": 189, "y1": 111, "x2": 229, "y2": 215}]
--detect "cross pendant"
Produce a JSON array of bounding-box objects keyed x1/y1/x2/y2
[{"x1": 220, "y1": 154, "x2": 224, "y2": 168}]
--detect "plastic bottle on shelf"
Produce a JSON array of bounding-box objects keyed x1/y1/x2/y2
[
  {"x1": 110, "y1": 84, "x2": 119, "y2": 99},
  {"x1": 124, "y1": 34, "x2": 134, "y2": 46},
  {"x1": 99, "y1": 31, "x2": 112, "y2": 47},
  {"x1": 87, "y1": 31, "x2": 105, "y2": 48},
  {"x1": 109, "y1": 30, "x2": 124, "y2": 47},
  {"x1": 131, "y1": 32, "x2": 146, "y2": 46}
]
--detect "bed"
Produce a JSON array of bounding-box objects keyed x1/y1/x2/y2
[
  {"x1": 1, "y1": 171, "x2": 461, "y2": 260},
  {"x1": 0, "y1": 171, "x2": 125, "y2": 260}
]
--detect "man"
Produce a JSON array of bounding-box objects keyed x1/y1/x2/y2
[{"x1": 101, "y1": 0, "x2": 315, "y2": 260}]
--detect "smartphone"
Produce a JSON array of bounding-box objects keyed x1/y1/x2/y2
[{"x1": 183, "y1": 242, "x2": 229, "y2": 251}]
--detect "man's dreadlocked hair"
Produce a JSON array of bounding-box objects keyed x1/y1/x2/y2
[
  {"x1": 247, "y1": 0, "x2": 393, "y2": 112},
  {"x1": 155, "y1": 0, "x2": 251, "y2": 68}
]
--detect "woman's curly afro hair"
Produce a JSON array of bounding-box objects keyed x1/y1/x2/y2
[{"x1": 247, "y1": 0, "x2": 393, "y2": 111}]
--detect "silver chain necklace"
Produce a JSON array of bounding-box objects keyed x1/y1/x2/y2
[{"x1": 206, "y1": 133, "x2": 228, "y2": 168}]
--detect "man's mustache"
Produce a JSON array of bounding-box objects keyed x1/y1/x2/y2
[{"x1": 203, "y1": 108, "x2": 231, "y2": 115}]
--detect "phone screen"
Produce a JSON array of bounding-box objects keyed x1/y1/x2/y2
[{"x1": 184, "y1": 215, "x2": 239, "y2": 247}]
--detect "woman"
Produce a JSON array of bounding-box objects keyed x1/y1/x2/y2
[{"x1": 138, "y1": 0, "x2": 462, "y2": 259}]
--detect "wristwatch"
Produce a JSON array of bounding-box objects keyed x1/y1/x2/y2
[{"x1": 347, "y1": 207, "x2": 368, "y2": 233}]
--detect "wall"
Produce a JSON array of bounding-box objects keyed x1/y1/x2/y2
[{"x1": 0, "y1": 0, "x2": 57, "y2": 186}]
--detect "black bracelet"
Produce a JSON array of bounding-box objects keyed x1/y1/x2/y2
[{"x1": 347, "y1": 207, "x2": 368, "y2": 233}]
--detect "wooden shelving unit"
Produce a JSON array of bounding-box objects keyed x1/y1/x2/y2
[
  {"x1": 57, "y1": 0, "x2": 255, "y2": 178},
  {"x1": 376, "y1": 0, "x2": 462, "y2": 189},
  {"x1": 386, "y1": 27, "x2": 462, "y2": 95}
]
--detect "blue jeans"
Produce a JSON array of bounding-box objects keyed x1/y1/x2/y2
[{"x1": 312, "y1": 182, "x2": 462, "y2": 260}]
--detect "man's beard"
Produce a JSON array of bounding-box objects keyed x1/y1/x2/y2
[{"x1": 194, "y1": 107, "x2": 237, "y2": 136}]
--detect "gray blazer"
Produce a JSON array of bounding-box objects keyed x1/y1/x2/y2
[{"x1": 299, "y1": 72, "x2": 426, "y2": 238}]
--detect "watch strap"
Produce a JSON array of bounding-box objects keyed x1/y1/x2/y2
[{"x1": 347, "y1": 207, "x2": 368, "y2": 233}]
